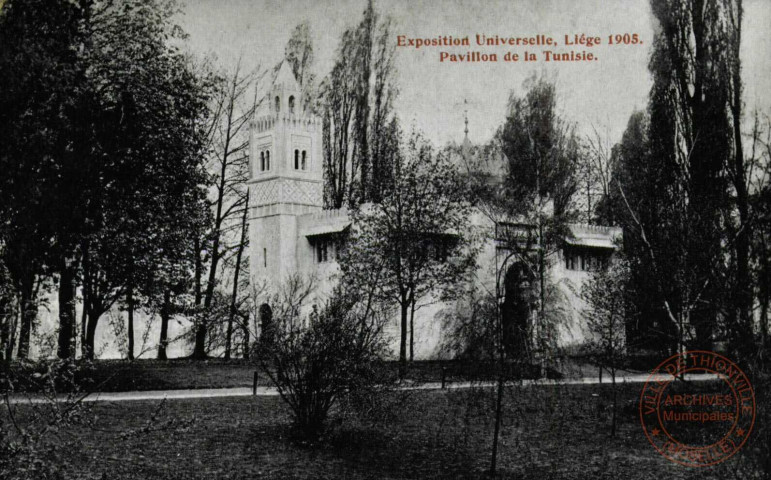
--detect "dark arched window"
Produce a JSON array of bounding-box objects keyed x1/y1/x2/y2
[
  {"x1": 265, "y1": 150, "x2": 270, "y2": 170},
  {"x1": 274, "y1": 96, "x2": 280, "y2": 113},
  {"x1": 301, "y1": 150, "x2": 307, "y2": 170},
  {"x1": 294, "y1": 149, "x2": 299, "y2": 170},
  {"x1": 259, "y1": 303, "x2": 274, "y2": 347},
  {"x1": 260, "y1": 151, "x2": 265, "y2": 171},
  {"x1": 288, "y1": 96, "x2": 295, "y2": 114}
]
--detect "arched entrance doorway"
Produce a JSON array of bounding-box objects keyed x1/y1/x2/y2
[{"x1": 501, "y1": 261, "x2": 535, "y2": 358}]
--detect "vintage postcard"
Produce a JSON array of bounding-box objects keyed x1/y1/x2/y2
[{"x1": 1, "y1": 0, "x2": 769, "y2": 478}]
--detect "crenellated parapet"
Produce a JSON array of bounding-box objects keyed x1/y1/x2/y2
[{"x1": 252, "y1": 112, "x2": 320, "y2": 134}]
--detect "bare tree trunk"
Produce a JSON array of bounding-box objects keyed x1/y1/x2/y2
[
  {"x1": 729, "y1": 0, "x2": 752, "y2": 357},
  {"x1": 194, "y1": 299, "x2": 211, "y2": 359},
  {"x1": 242, "y1": 317, "x2": 250, "y2": 359},
  {"x1": 80, "y1": 289, "x2": 88, "y2": 357},
  {"x1": 16, "y1": 284, "x2": 35, "y2": 359},
  {"x1": 158, "y1": 290, "x2": 171, "y2": 360},
  {"x1": 490, "y1": 367, "x2": 505, "y2": 475},
  {"x1": 224, "y1": 311, "x2": 234, "y2": 360},
  {"x1": 84, "y1": 309, "x2": 103, "y2": 361},
  {"x1": 0, "y1": 301, "x2": 10, "y2": 364},
  {"x1": 196, "y1": 235, "x2": 220, "y2": 358},
  {"x1": 409, "y1": 297, "x2": 415, "y2": 362},
  {"x1": 81, "y1": 248, "x2": 90, "y2": 358},
  {"x1": 611, "y1": 364, "x2": 617, "y2": 437},
  {"x1": 196, "y1": 70, "x2": 245, "y2": 359},
  {"x1": 226, "y1": 192, "x2": 249, "y2": 360},
  {"x1": 490, "y1": 282, "x2": 506, "y2": 476},
  {"x1": 57, "y1": 257, "x2": 77, "y2": 359},
  {"x1": 537, "y1": 218, "x2": 547, "y2": 375},
  {"x1": 192, "y1": 236, "x2": 204, "y2": 358},
  {"x1": 399, "y1": 299, "x2": 408, "y2": 378},
  {"x1": 126, "y1": 282, "x2": 135, "y2": 360},
  {"x1": 194, "y1": 237, "x2": 203, "y2": 306},
  {"x1": 2, "y1": 299, "x2": 17, "y2": 362},
  {"x1": 0, "y1": 311, "x2": 8, "y2": 368}
]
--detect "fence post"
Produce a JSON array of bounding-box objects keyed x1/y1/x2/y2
[
  {"x1": 253, "y1": 371, "x2": 258, "y2": 395},
  {"x1": 441, "y1": 366, "x2": 447, "y2": 389}
]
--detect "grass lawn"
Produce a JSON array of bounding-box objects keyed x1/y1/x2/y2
[
  {"x1": 82, "y1": 358, "x2": 262, "y2": 391},
  {"x1": 19, "y1": 381, "x2": 756, "y2": 479}
]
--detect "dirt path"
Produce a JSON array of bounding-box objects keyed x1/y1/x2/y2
[{"x1": 6, "y1": 372, "x2": 719, "y2": 404}]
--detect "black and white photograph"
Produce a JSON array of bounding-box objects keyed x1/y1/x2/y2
[{"x1": 1, "y1": 0, "x2": 771, "y2": 478}]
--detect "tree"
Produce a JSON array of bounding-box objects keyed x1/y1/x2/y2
[
  {"x1": 0, "y1": 0, "x2": 212, "y2": 360},
  {"x1": 752, "y1": 117, "x2": 771, "y2": 351},
  {"x1": 600, "y1": 111, "x2": 677, "y2": 352},
  {"x1": 320, "y1": 0, "x2": 399, "y2": 208},
  {"x1": 496, "y1": 75, "x2": 579, "y2": 362},
  {"x1": 604, "y1": 0, "x2": 750, "y2": 358},
  {"x1": 580, "y1": 258, "x2": 631, "y2": 437},
  {"x1": 448, "y1": 77, "x2": 580, "y2": 475},
  {"x1": 284, "y1": 22, "x2": 316, "y2": 111},
  {"x1": 79, "y1": 0, "x2": 211, "y2": 359},
  {"x1": 257, "y1": 276, "x2": 389, "y2": 439},
  {"x1": 0, "y1": 0, "x2": 88, "y2": 359},
  {"x1": 339, "y1": 131, "x2": 476, "y2": 376},
  {"x1": 723, "y1": 0, "x2": 754, "y2": 359},
  {"x1": 225, "y1": 190, "x2": 250, "y2": 359},
  {"x1": 192, "y1": 62, "x2": 257, "y2": 359},
  {"x1": 148, "y1": 174, "x2": 211, "y2": 361},
  {"x1": 0, "y1": 257, "x2": 16, "y2": 364},
  {"x1": 581, "y1": 124, "x2": 617, "y2": 225},
  {"x1": 643, "y1": 0, "x2": 739, "y2": 353}
]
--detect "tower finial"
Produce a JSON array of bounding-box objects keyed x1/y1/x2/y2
[{"x1": 463, "y1": 99, "x2": 469, "y2": 139}]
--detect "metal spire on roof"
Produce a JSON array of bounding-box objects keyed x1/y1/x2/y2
[{"x1": 464, "y1": 99, "x2": 469, "y2": 140}]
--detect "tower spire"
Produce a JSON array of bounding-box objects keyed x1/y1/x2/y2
[
  {"x1": 461, "y1": 99, "x2": 471, "y2": 154},
  {"x1": 463, "y1": 99, "x2": 469, "y2": 140}
]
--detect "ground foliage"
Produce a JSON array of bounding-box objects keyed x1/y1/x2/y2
[
  {"x1": 256, "y1": 278, "x2": 392, "y2": 439},
  {"x1": 15, "y1": 382, "x2": 758, "y2": 480}
]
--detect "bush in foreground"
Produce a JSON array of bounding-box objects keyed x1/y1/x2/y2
[{"x1": 256, "y1": 279, "x2": 390, "y2": 439}]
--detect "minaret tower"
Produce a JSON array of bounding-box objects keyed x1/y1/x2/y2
[{"x1": 248, "y1": 61, "x2": 323, "y2": 290}]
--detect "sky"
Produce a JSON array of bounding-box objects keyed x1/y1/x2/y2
[{"x1": 176, "y1": 0, "x2": 771, "y2": 149}]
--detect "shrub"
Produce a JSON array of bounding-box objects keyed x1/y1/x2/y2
[
  {"x1": 257, "y1": 280, "x2": 390, "y2": 439},
  {"x1": 1, "y1": 358, "x2": 93, "y2": 480}
]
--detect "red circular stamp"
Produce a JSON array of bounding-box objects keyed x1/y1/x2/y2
[{"x1": 639, "y1": 350, "x2": 755, "y2": 467}]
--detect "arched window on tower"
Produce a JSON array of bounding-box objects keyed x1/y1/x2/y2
[
  {"x1": 294, "y1": 149, "x2": 299, "y2": 170},
  {"x1": 301, "y1": 150, "x2": 307, "y2": 170},
  {"x1": 274, "y1": 96, "x2": 280, "y2": 113},
  {"x1": 260, "y1": 151, "x2": 265, "y2": 171},
  {"x1": 265, "y1": 150, "x2": 270, "y2": 170},
  {"x1": 288, "y1": 96, "x2": 295, "y2": 114}
]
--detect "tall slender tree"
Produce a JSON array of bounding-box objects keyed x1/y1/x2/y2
[
  {"x1": 497, "y1": 75, "x2": 579, "y2": 360},
  {"x1": 191, "y1": 62, "x2": 256, "y2": 359},
  {"x1": 285, "y1": 22, "x2": 316, "y2": 111},
  {"x1": 649, "y1": 0, "x2": 734, "y2": 351},
  {"x1": 607, "y1": 0, "x2": 747, "y2": 356},
  {"x1": 320, "y1": 0, "x2": 399, "y2": 208}
]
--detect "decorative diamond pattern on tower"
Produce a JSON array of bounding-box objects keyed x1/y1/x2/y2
[
  {"x1": 281, "y1": 179, "x2": 321, "y2": 205},
  {"x1": 251, "y1": 180, "x2": 279, "y2": 205},
  {"x1": 251, "y1": 179, "x2": 321, "y2": 208}
]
